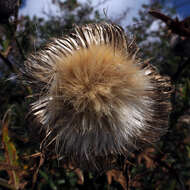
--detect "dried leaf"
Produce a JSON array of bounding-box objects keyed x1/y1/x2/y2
[
  {"x1": 138, "y1": 148, "x2": 156, "y2": 169},
  {"x1": 0, "y1": 162, "x2": 20, "y2": 171},
  {"x1": 74, "y1": 168, "x2": 84, "y2": 185},
  {"x1": 131, "y1": 180, "x2": 142, "y2": 188},
  {"x1": 106, "y1": 169, "x2": 127, "y2": 190},
  {"x1": 64, "y1": 163, "x2": 84, "y2": 185}
]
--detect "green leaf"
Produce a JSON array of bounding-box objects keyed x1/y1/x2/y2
[
  {"x1": 39, "y1": 170, "x2": 57, "y2": 190},
  {"x1": 2, "y1": 108, "x2": 20, "y2": 189}
]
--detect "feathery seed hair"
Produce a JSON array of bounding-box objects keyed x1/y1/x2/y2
[{"x1": 22, "y1": 23, "x2": 172, "y2": 170}]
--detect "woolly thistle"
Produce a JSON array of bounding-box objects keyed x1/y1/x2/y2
[{"x1": 22, "y1": 23, "x2": 172, "y2": 170}]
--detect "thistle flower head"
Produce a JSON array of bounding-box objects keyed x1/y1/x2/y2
[{"x1": 22, "y1": 23, "x2": 172, "y2": 170}]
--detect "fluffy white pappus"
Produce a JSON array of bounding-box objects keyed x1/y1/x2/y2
[{"x1": 22, "y1": 23, "x2": 172, "y2": 170}]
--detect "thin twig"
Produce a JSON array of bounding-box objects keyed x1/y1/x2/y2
[
  {"x1": 7, "y1": 23, "x2": 26, "y2": 61},
  {"x1": 149, "y1": 10, "x2": 190, "y2": 37},
  {"x1": 94, "y1": 0, "x2": 109, "y2": 9},
  {"x1": 15, "y1": 37, "x2": 26, "y2": 60}
]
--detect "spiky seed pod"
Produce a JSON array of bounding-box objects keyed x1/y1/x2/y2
[{"x1": 22, "y1": 23, "x2": 172, "y2": 170}]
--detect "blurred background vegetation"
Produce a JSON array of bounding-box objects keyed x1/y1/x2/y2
[{"x1": 0, "y1": 0, "x2": 190, "y2": 189}]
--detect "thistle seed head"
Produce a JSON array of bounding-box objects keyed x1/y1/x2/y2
[{"x1": 22, "y1": 23, "x2": 172, "y2": 170}]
